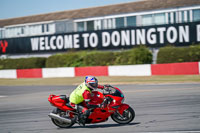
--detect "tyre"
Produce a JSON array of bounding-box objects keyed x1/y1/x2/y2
[
  {"x1": 111, "y1": 107, "x2": 135, "y2": 124},
  {"x1": 51, "y1": 108, "x2": 75, "y2": 128}
]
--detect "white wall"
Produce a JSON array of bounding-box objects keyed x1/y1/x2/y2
[
  {"x1": 0, "y1": 70, "x2": 17, "y2": 78},
  {"x1": 108, "y1": 64, "x2": 151, "y2": 76},
  {"x1": 42, "y1": 67, "x2": 75, "y2": 78},
  {"x1": 199, "y1": 62, "x2": 200, "y2": 74}
]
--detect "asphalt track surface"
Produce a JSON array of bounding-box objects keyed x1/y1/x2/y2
[{"x1": 0, "y1": 83, "x2": 200, "y2": 133}]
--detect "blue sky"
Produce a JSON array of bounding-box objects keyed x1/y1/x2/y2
[{"x1": 0, "y1": 0, "x2": 139, "y2": 19}]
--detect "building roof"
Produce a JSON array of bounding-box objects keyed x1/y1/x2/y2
[{"x1": 0, "y1": 0, "x2": 200, "y2": 27}]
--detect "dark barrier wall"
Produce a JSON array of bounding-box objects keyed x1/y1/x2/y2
[{"x1": 0, "y1": 21, "x2": 200, "y2": 54}]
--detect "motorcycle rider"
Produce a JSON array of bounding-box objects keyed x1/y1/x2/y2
[{"x1": 69, "y1": 76, "x2": 105, "y2": 126}]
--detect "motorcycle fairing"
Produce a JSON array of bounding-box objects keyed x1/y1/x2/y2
[
  {"x1": 48, "y1": 95, "x2": 74, "y2": 111},
  {"x1": 88, "y1": 108, "x2": 111, "y2": 123},
  {"x1": 117, "y1": 103, "x2": 130, "y2": 115}
]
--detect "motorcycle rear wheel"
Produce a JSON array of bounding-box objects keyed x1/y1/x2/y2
[
  {"x1": 111, "y1": 107, "x2": 135, "y2": 124},
  {"x1": 51, "y1": 108, "x2": 75, "y2": 128}
]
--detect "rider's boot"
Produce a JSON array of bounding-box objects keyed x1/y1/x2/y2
[
  {"x1": 72, "y1": 115, "x2": 78, "y2": 123},
  {"x1": 77, "y1": 108, "x2": 91, "y2": 126},
  {"x1": 78, "y1": 113, "x2": 87, "y2": 126}
]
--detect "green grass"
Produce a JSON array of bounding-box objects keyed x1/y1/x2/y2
[{"x1": 0, "y1": 75, "x2": 200, "y2": 86}]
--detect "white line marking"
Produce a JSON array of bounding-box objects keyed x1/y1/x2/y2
[{"x1": 0, "y1": 95, "x2": 7, "y2": 98}]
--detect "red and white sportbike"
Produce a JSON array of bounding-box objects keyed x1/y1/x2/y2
[{"x1": 48, "y1": 85, "x2": 135, "y2": 128}]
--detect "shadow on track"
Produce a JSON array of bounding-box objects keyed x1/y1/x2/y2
[{"x1": 68, "y1": 122, "x2": 140, "y2": 129}]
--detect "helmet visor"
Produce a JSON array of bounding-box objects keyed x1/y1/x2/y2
[{"x1": 90, "y1": 82, "x2": 98, "y2": 88}]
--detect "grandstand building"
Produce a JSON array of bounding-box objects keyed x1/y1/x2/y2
[{"x1": 0, "y1": 0, "x2": 200, "y2": 59}]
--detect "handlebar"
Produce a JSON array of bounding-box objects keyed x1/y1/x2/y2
[
  {"x1": 100, "y1": 96, "x2": 112, "y2": 108},
  {"x1": 103, "y1": 84, "x2": 115, "y2": 95}
]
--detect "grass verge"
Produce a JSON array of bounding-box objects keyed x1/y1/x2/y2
[{"x1": 0, "y1": 75, "x2": 200, "y2": 86}]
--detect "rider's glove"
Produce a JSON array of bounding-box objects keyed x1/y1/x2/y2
[
  {"x1": 104, "y1": 84, "x2": 110, "y2": 88},
  {"x1": 97, "y1": 102, "x2": 106, "y2": 108},
  {"x1": 97, "y1": 104, "x2": 103, "y2": 108},
  {"x1": 104, "y1": 84, "x2": 110, "y2": 91}
]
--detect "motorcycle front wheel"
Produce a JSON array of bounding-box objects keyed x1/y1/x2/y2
[
  {"x1": 51, "y1": 108, "x2": 75, "y2": 128},
  {"x1": 111, "y1": 107, "x2": 135, "y2": 124}
]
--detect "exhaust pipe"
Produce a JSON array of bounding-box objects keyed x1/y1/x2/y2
[{"x1": 48, "y1": 113, "x2": 72, "y2": 124}]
